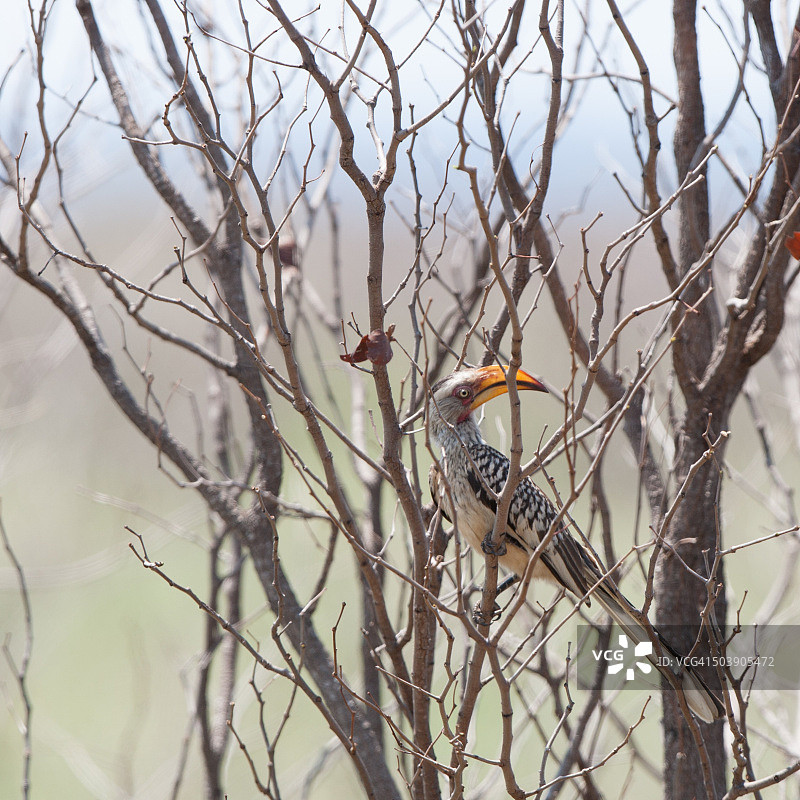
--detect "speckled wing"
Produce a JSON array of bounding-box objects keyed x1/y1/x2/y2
[{"x1": 464, "y1": 441, "x2": 606, "y2": 602}]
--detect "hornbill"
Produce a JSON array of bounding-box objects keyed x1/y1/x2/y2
[{"x1": 427, "y1": 364, "x2": 723, "y2": 723}]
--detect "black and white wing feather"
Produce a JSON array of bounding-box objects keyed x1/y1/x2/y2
[{"x1": 464, "y1": 442, "x2": 608, "y2": 601}]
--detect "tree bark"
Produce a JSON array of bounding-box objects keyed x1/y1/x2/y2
[
  {"x1": 656, "y1": 414, "x2": 728, "y2": 800},
  {"x1": 658, "y1": 2, "x2": 726, "y2": 797}
]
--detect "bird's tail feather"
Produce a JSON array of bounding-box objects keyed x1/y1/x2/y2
[{"x1": 593, "y1": 584, "x2": 724, "y2": 724}]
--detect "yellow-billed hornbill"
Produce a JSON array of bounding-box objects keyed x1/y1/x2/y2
[{"x1": 427, "y1": 364, "x2": 723, "y2": 723}]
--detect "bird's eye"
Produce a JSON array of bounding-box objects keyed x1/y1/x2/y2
[{"x1": 455, "y1": 387, "x2": 472, "y2": 400}]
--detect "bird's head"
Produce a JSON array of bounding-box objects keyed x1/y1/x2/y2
[{"x1": 427, "y1": 365, "x2": 547, "y2": 443}]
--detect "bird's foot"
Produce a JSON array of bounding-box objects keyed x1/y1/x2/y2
[
  {"x1": 472, "y1": 600, "x2": 502, "y2": 626},
  {"x1": 481, "y1": 532, "x2": 507, "y2": 557}
]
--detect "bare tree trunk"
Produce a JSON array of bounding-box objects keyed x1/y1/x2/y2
[
  {"x1": 657, "y1": 2, "x2": 726, "y2": 797},
  {"x1": 658, "y1": 3, "x2": 800, "y2": 797},
  {"x1": 657, "y1": 421, "x2": 728, "y2": 800}
]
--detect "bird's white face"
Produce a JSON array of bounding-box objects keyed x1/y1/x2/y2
[
  {"x1": 427, "y1": 365, "x2": 547, "y2": 435},
  {"x1": 430, "y1": 369, "x2": 485, "y2": 426}
]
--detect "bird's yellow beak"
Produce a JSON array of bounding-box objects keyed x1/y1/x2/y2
[{"x1": 469, "y1": 365, "x2": 547, "y2": 412}]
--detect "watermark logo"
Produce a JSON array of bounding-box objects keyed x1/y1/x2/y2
[
  {"x1": 593, "y1": 634, "x2": 653, "y2": 681},
  {"x1": 577, "y1": 625, "x2": 799, "y2": 692}
]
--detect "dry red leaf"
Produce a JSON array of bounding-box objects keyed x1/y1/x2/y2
[
  {"x1": 785, "y1": 232, "x2": 800, "y2": 259},
  {"x1": 340, "y1": 325, "x2": 396, "y2": 366}
]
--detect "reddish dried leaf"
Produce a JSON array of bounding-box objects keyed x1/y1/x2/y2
[
  {"x1": 785, "y1": 232, "x2": 800, "y2": 259},
  {"x1": 340, "y1": 334, "x2": 371, "y2": 364},
  {"x1": 364, "y1": 329, "x2": 393, "y2": 365},
  {"x1": 340, "y1": 328, "x2": 394, "y2": 365}
]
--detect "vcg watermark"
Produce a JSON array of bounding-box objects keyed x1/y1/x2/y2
[
  {"x1": 576, "y1": 625, "x2": 800, "y2": 692},
  {"x1": 591, "y1": 634, "x2": 653, "y2": 682}
]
